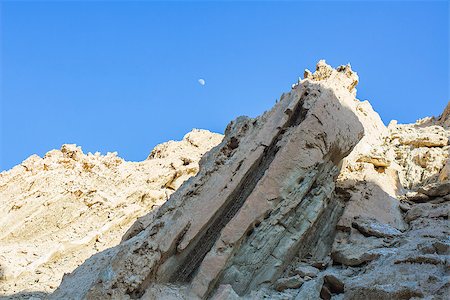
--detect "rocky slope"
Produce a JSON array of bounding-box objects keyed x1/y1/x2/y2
[
  {"x1": 2, "y1": 61, "x2": 449, "y2": 300},
  {"x1": 49, "y1": 62, "x2": 449, "y2": 299},
  {"x1": 0, "y1": 130, "x2": 223, "y2": 297}
]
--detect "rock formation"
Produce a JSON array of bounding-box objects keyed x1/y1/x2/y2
[
  {"x1": 0, "y1": 130, "x2": 222, "y2": 297},
  {"x1": 52, "y1": 61, "x2": 365, "y2": 299},
  {"x1": 2, "y1": 61, "x2": 449, "y2": 300}
]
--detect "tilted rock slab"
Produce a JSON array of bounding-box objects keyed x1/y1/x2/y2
[{"x1": 53, "y1": 62, "x2": 364, "y2": 299}]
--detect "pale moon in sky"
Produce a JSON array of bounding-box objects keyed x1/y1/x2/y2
[{"x1": 198, "y1": 79, "x2": 206, "y2": 86}]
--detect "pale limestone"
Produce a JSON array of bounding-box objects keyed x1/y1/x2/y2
[
  {"x1": 0, "y1": 129, "x2": 222, "y2": 296},
  {"x1": 3, "y1": 62, "x2": 449, "y2": 300},
  {"x1": 52, "y1": 60, "x2": 364, "y2": 300}
]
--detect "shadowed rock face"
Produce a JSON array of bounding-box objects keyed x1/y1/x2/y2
[{"x1": 51, "y1": 61, "x2": 364, "y2": 299}]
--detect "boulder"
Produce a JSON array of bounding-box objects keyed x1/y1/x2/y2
[
  {"x1": 274, "y1": 275, "x2": 304, "y2": 292},
  {"x1": 294, "y1": 277, "x2": 324, "y2": 300},
  {"x1": 324, "y1": 274, "x2": 345, "y2": 294},
  {"x1": 293, "y1": 265, "x2": 320, "y2": 278},
  {"x1": 351, "y1": 216, "x2": 403, "y2": 238},
  {"x1": 418, "y1": 181, "x2": 450, "y2": 197}
]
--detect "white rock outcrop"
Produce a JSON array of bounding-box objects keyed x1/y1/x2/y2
[
  {"x1": 0, "y1": 129, "x2": 222, "y2": 297},
  {"x1": 52, "y1": 60, "x2": 365, "y2": 299},
  {"x1": 2, "y1": 61, "x2": 449, "y2": 300}
]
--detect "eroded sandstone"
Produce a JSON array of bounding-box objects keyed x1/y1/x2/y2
[
  {"x1": 0, "y1": 129, "x2": 222, "y2": 297},
  {"x1": 52, "y1": 60, "x2": 365, "y2": 299},
  {"x1": 3, "y1": 62, "x2": 449, "y2": 300}
]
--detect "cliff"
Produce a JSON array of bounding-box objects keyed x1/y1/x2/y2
[{"x1": 1, "y1": 61, "x2": 449, "y2": 300}]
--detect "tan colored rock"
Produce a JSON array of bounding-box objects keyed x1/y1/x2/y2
[
  {"x1": 304, "y1": 60, "x2": 359, "y2": 96},
  {"x1": 356, "y1": 154, "x2": 390, "y2": 167},
  {"x1": 0, "y1": 129, "x2": 222, "y2": 296},
  {"x1": 390, "y1": 124, "x2": 448, "y2": 147},
  {"x1": 438, "y1": 101, "x2": 450, "y2": 128},
  {"x1": 4, "y1": 61, "x2": 447, "y2": 300},
  {"x1": 335, "y1": 86, "x2": 406, "y2": 232},
  {"x1": 52, "y1": 61, "x2": 364, "y2": 299},
  {"x1": 336, "y1": 163, "x2": 406, "y2": 231},
  {"x1": 388, "y1": 121, "x2": 449, "y2": 189},
  {"x1": 438, "y1": 158, "x2": 450, "y2": 181},
  {"x1": 344, "y1": 205, "x2": 449, "y2": 300}
]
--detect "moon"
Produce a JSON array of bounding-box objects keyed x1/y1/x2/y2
[{"x1": 198, "y1": 79, "x2": 206, "y2": 86}]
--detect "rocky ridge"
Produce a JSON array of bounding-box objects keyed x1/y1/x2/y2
[
  {"x1": 51, "y1": 61, "x2": 450, "y2": 299},
  {"x1": 0, "y1": 130, "x2": 223, "y2": 297},
  {"x1": 1, "y1": 61, "x2": 449, "y2": 300}
]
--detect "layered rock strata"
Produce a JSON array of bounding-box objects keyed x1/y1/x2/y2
[
  {"x1": 5, "y1": 61, "x2": 449, "y2": 300},
  {"x1": 52, "y1": 61, "x2": 365, "y2": 299}
]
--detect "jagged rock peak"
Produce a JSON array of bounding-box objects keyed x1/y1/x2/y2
[
  {"x1": 4, "y1": 61, "x2": 448, "y2": 300},
  {"x1": 303, "y1": 60, "x2": 359, "y2": 96},
  {"x1": 52, "y1": 61, "x2": 365, "y2": 299}
]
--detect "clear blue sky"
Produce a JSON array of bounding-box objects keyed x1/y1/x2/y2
[{"x1": 1, "y1": 1, "x2": 448, "y2": 171}]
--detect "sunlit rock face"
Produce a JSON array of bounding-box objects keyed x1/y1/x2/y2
[
  {"x1": 52, "y1": 61, "x2": 366, "y2": 299},
  {"x1": 3, "y1": 61, "x2": 449, "y2": 300},
  {"x1": 0, "y1": 129, "x2": 222, "y2": 297}
]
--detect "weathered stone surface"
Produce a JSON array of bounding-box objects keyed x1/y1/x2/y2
[
  {"x1": 191, "y1": 62, "x2": 363, "y2": 298},
  {"x1": 4, "y1": 62, "x2": 446, "y2": 300},
  {"x1": 0, "y1": 130, "x2": 222, "y2": 296},
  {"x1": 331, "y1": 242, "x2": 383, "y2": 267},
  {"x1": 403, "y1": 191, "x2": 431, "y2": 203},
  {"x1": 274, "y1": 275, "x2": 304, "y2": 292},
  {"x1": 398, "y1": 200, "x2": 412, "y2": 211},
  {"x1": 356, "y1": 154, "x2": 391, "y2": 167},
  {"x1": 438, "y1": 102, "x2": 450, "y2": 128},
  {"x1": 438, "y1": 158, "x2": 450, "y2": 182},
  {"x1": 211, "y1": 285, "x2": 240, "y2": 300},
  {"x1": 324, "y1": 274, "x2": 345, "y2": 294},
  {"x1": 388, "y1": 121, "x2": 449, "y2": 190},
  {"x1": 336, "y1": 172, "x2": 406, "y2": 231},
  {"x1": 404, "y1": 202, "x2": 450, "y2": 223},
  {"x1": 331, "y1": 228, "x2": 391, "y2": 267},
  {"x1": 335, "y1": 98, "x2": 406, "y2": 232},
  {"x1": 344, "y1": 209, "x2": 449, "y2": 300},
  {"x1": 294, "y1": 277, "x2": 324, "y2": 300},
  {"x1": 390, "y1": 125, "x2": 449, "y2": 148},
  {"x1": 293, "y1": 265, "x2": 320, "y2": 278},
  {"x1": 351, "y1": 216, "x2": 403, "y2": 238},
  {"x1": 418, "y1": 181, "x2": 450, "y2": 197},
  {"x1": 304, "y1": 257, "x2": 331, "y2": 271},
  {"x1": 51, "y1": 61, "x2": 364, "y2": 299}
]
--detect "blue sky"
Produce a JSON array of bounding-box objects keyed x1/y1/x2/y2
[{"x1": 1, "y1": 1, "x2": 448, "y2": 171}]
